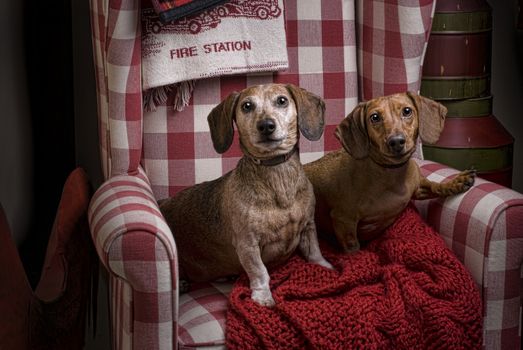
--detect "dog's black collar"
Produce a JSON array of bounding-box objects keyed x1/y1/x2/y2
[{"x1": 246, "y1": 146, "x2": 299, "y2": 166}]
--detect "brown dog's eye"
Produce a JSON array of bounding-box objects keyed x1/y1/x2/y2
[
  {"x1": 241, "y1": 101, "x2": 255, "y2": 113},
  {"x1": 402, "y1": 107, "x2": 412, "y2": 117},
  {"x1": 276, "y1": 96, "x2": 288, "y2": 107},
  {"x1": 369, "y1": 113, "x2": 381, "y2": 124}
]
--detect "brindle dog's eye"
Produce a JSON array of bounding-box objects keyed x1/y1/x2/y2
[
  {"x1": 276, "y1": 96, "x2": 288, "y2": 107},
  {"x1": 402, "y1": 107, "x2": 412, "y2": 117},
  {"x1": 241, "y1": 101, "x2": 255, "y2": 112},
  {"x1": 369, "y1": 113, "x2": 381, "y2": 123}
]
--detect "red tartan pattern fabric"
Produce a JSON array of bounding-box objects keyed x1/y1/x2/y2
[
  {"x1": 88, "y1": 0, "x2": 523, "y2": 348},
  {"x1": 226, "y1": 205, "x2": 483, "y2": 349}
]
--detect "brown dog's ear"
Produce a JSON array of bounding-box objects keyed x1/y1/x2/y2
[
  {"x1": 286, "y1": 84, "x2": 325, "y2": 141},
  {"x1": 335, "y1": 103, "x2": 369, "y2": 159},
  {"x1": 207, "y1": 92, "x2": 240, "y2": 153},
  {"x1": 407, "y1": 91, "x2": 447, "y2": 144}
]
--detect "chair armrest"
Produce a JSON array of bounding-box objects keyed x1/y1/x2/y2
[
  {"x1": 88, "y1": 167, "x2": 179, "y2": 349},
  {"x1": 414, "y1": 159, "x2": 523, "y2": 349}
]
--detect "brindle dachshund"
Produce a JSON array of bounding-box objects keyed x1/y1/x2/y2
[
  {"x1": 304, "y1": 92, "x2": 476, "y2": 253},
  {"x1": 160, "y1": 84, "x2": 333, "y2": 307}
]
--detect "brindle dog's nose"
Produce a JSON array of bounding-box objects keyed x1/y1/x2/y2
[
  {"x1": 257, "y1": 118, "x2": 276, "y2": 136},
  {"x1": 387, "y1": 134, "x2": 406, "y2": 154}
]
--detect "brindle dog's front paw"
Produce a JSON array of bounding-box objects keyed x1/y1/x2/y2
[
  {"x1": 251, "y1": 288, "x2": 275, "y2": 307},
  {"x1": 453, "y1": 168, "x2": 476, "y2": 193},
  {"x1": 316, "y1": 258, "x2": 334, "y2": 270}
]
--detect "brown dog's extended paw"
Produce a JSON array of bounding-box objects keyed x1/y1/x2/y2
[
  {"x1": 416, "y1": 169, "x2": 476, "y2": 200},
  {"x1": 452, "y1": 168, "x2": 476, "y2": 193}
]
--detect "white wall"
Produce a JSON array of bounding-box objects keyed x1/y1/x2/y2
[
  {"x1": 490, "y1": 0, "x2": 523, "y2": 192},
  {"x1": 0, "y1": 1, "x2": 33, "y2": 245}
]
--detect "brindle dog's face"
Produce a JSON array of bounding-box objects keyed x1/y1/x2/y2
[
  {"x1": 207, "y1": 83, "x2": 325, "y2": 158},
  {"x1": 235, "y1": 85, "x2": 299, "y2": 158}
]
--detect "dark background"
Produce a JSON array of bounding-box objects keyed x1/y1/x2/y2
[{"x1": 19, "y1": 0, "x2": 77, "y2": 287}]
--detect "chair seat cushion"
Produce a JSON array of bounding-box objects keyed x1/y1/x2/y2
[{"x1": 178, "y1": 281, "x2": 232, "y2": 349}]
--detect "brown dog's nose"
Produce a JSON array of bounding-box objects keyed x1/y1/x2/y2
[
  {"x1": 257, "y1": 119, "x2": 276, "y2": 136},
  {"x1": 387, "y1": 135, "x2": 406, "y2": 154}
]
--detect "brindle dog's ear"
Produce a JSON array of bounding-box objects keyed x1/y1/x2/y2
[
  {"x1": 335, "y1": 102, "x2": 369, "y2": 159},
  {"x1": 286, "y1": 84, "x2": 325, "y2": 141},
  {"x1": 407, "y1": 91, "x2": 447, "y2": 144},
  {"x1": 207, "y1": 92, "x2": 240, "y2": 153}
]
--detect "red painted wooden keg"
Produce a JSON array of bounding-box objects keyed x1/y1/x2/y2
[{"x1": 421, "y1": 0, "x2": 514, "y2": 188}]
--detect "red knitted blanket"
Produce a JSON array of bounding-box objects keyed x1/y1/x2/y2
[{"x1": 226, "y1": 206, "x2": 483, "y2": 349}]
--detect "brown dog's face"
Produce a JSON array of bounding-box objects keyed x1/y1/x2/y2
[
  {"x1": 336, "y1": 92, "x2": 446, "y2": 166},
  {"x1": 207, "y1": 84, "x2": 325, "y2": 158},
  {"x1": 364, "y1": 94, "x2": 419, "y2": 165}
]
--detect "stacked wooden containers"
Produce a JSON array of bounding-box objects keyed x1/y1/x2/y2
[{"x1": 421, "y1": 0, "x2": 514, "y2": 187}]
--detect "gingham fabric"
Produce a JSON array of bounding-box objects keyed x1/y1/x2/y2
[
  {"x1": 178, "y1": 282, "x2": 232, "y2": 349},
  {"x1": 415, "y1": 159, "x2": 523, "y2": 350},
  {"x1": 90, "y1": 0, "x2": 143, "y2": 179},
  {"x1": 356, "y1": 0, "x2": 436, "y2": 101},
  {"x1": 88, "y1": 167, "x2": 179, "y2": 349},
  {"x1": 142, "y1": 0, "x2": 361, "y2": 198},
  {"x1": 142, "y1": 0, "x2": 437, "y2": 199},
  {"x1": 88, "y1": 0, "x2": 521, "y2": 349}
]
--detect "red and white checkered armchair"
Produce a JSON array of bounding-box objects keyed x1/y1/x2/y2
[{"x1": 87, "y1": 0, "x2": 523, "y2": 349}]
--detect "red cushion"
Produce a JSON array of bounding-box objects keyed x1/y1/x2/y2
[
  {"x1": 30, "y1": 167, "x2": 95, "y2": 349},
  {"x1": 34, "y1": 167, "x2": 92, "y2": 301},
  {"x1": 0, "y1": 203, "x2": 32, "y2": 349}
]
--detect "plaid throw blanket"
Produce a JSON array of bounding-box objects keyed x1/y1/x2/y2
[
  {"x1": 226, "y1": 205, "x2": 483, "y2": 349},
  {"x1": 151, "y1": 0, "x2": 229, "y2": 23}
]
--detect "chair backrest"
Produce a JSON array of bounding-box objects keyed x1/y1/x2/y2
[{"x1": 90, "y1": 0, "x2": 436, "y2": 200}]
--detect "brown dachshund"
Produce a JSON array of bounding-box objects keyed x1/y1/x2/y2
[
  {"x1": 160, "y1": 84, "x2": 333, "y2": 306},
  {"x1": 304, "y1": 92, "x2": 475, "y2": 253}
]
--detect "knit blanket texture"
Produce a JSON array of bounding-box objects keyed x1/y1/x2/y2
[{"x1": 226, "y1": 206, "x2": 483, "y2": 349}]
